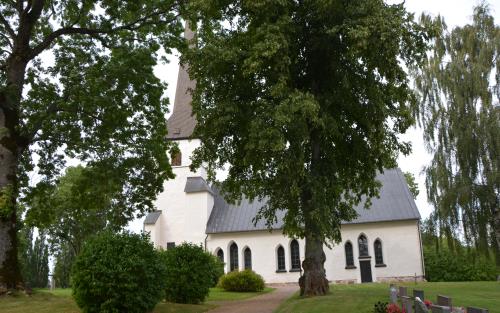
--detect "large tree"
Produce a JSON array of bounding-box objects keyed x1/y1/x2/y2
[
  {"x1": 412, "y1": 4, "x2": 499, "y2": 262},
  {"x1": 0, "y1": 1, "x2": 184, "y2": 290},
  {"x1": 187, "y1": 0, "x2": 428, "y2": 296},
  {"x1": 28, "y1": 165, "x2": 131, "y2": 256}
]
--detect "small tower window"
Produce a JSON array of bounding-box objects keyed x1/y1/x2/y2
[
  {"x1": 345, "y1": 242, "x2": 355, "y2": 268},
  {"x1": 374, "y1": 239, "x2": 384, "y2": 266},
  {"x1": 290, "y1": 240, "x2": 300, "y2": 271},
  {"x1": 217, "y1": 249, "x2": 224, "y2": 263},
  {"x1": 229, "y1": 242, "x2": 238, "y2": 271},
  {"x1": 358, "y1": 234, "x2": 369, "y2": 257},
  {"x1": 244, "y1": 247, "x2": 252, "y2": 270},
  {"x1": 171, "y1": 151, "x2": 182, "y2": 166},
  {"x1": 276, "y1": 246, "x2": 286, "y2": 272}
]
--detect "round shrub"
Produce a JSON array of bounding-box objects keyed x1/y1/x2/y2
[
  {"x1": 162, "y1": 243, "x2": 217, "y2": 304},
  {"x1": 217, "y1": 270, "x2": 265, "y2": 292},
  {"x1": 71, "y1": 231, "x2": 167, "y2": 313}
]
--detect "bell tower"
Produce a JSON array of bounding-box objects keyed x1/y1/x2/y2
[{"x1": 144, "y1": 24, "x2": 213, "y2": 249}]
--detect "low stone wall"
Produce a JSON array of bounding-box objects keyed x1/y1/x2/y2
[
  {"x1": 377, "y1": 275, "x2": 426, "y2": 283},
  {"x1": 332, "y1": 279, "x2": 357, "y2": 284}
]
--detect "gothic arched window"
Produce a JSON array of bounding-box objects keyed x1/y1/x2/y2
[
  {"x1": 216, "y1": 249, "x2": 224, "y2": 263},
  {"x1": 345, "y1": 242, "x2": 355, "y2": 267},
  {"x1": 276, "y1": 246, "x2": 286, "y2": 272},
  {"x1": 374, "y1": 239, "x2": 384, "y2": 266},
  {"x1": 244, "y1": 247, "x2": 252, "y2": 270},
  {"x1": 229, "y1": 242, "x2": 238, "y2": 271},
  {"x1": 290, "y1": 240, "x2": 301, "y2": 270},
  {"x1": 358, "y1": 234, "x2": 369, "y2": 257}
]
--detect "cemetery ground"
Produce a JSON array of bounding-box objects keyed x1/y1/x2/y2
[
  {"x1": 275, "y1": 281, "x2": 500, "y2": 313},
  {"x1": 0, "y1": 287, "x2": 274, "y2": 313}
]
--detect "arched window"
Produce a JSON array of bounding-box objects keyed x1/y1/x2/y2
[
  {"x1": 171, "y1": 151, "x2": 182, "y2": 166},
  {"x1": 216, "y1": 249, "x2": 224, "y2": 263},
  {"x1": 374, "y1": 239, "x2": 384, "y2": 266},
  {"x1": 290, "y1": 240, "x2": 301, "y2": 270},
  {"x1": 229, "y1": 242, "x2": 238, "y2": 271},
  {"x1": 345, "y1": 242, "x2": 355, "y2": 268},
  {"x1": 244, "y1": 247, "x2": 252, "y2": 270},
  {"x1": 276, "y1": 246, "x2": 286, "y2": 272},
  {"x1": 358, "y1": 234, "x2": 369, "y2": 257}
]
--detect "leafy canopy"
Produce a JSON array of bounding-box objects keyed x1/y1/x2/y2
[
  {"x1": 0, "y1": 0, "x2": 186, "y2": 219},
  {"x1": 412, "y1": 3, "x2": 500, "y2": 255},
  {"x1": 187, "y1": 0, "x2": 428, "y2": 242}
]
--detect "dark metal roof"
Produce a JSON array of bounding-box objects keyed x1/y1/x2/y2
[
  {"x1": 206, "y1": 168, "x2": 420, "y2": 234},
  {"x1": 144, "y1": 210, "x2": 161, "y2": 225},
  {"x1": 167, "y1": 25, "x2": 197, "y2": 140},
  {"x1": 185, "y1": 177, "x2": 213, "y2": 194}
]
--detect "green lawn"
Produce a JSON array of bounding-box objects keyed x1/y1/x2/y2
[
  {"x1": 0, "y1": 287, "x2": 273, "y2": 313},
  {"x1": 275, "y1": 281, "x2": 500, "y2": 313}
]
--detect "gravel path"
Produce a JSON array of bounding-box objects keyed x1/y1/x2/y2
[{"x1": 208, "y1": 284, "x2": 298, "y2": 313}]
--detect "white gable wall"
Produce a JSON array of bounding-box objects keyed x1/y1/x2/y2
[
  {"x1": 206, "y1": 219, "x2": 424, "y2": 284},
  {"x1": 151, "y1": 138, "x2": 213, "y2": 248}
]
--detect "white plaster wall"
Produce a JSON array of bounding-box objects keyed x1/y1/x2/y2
[
  {"x1": 207, "y1": 220, "x2": 423, "y2": 284},
  {"x1": 150, "y1": 138, "x2": 213, "y2": 248}
]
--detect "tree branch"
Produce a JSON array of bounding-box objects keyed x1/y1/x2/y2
[
  {"x1": 28, "y1": 9, "x2": 179, "y2": 59},
  {"x1": 0, "y1": 12, "x2": 16, "y2": 38}
]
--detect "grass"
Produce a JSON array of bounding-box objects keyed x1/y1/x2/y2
[
  {"x1": 0, "y1": 287, "x2": 273, "y2": 313},
  {"x1": 275, "y1": 281, "x2": 500, "y2": 313}
]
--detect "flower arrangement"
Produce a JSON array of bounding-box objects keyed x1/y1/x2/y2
[
  {"x1": 424, "y1": 300, "x2": 433, "y2": 309},
  {"x1": 386, "y1": 303, "x2": 403, "y2": 313}
]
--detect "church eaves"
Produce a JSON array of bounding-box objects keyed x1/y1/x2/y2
[{"x1": 166, "y1": 25, "x2": 197, "y2": 140}]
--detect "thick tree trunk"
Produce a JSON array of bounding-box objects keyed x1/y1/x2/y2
[
  {"x1": 0, "y1": 107, "x2": 22, "y2": 293},
  {"x1": 299, "y1": 235, "x2": 329, "y2": 296}
]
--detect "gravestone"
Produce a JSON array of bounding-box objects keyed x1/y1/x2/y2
[
  {"x1": 390, "y1": 285, "x2": 398, "y2": 304},
  {"x1": 413, "y1": 289, "x2": 424, "y2": 301},
  {"x1": 436, "y1": 295, "x2": 452, "y2": 308},
  {"x1": 415, "y1": 298, "x2": 430, "y2": 313},
  {"x1": 430, "y1": 305, "x2": 451, "y2": 313},
  {"x1": 467, "y1": 307, "x2": 489, "y2": 313},
  {"x1": 401, "y1": 296, "x2": 413, "y2": 313},
  {"x1": 399, "y1": 286, "x2": 408, "y2": 297}
]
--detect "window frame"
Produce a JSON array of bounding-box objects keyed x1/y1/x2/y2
[
  {"x1": 216, "y1": 248, "x2": 224, "y2": 263},
  {"x1": 290, "y1": 240, "x2": 301, "y2": 271},
  {"x1": 229, "y1": 242, "x2": 239, "y2": 271},
  {"x1": 358, "y1": 234, "x2": 370, "y2": 258},
  {"x1": 244, "y1": 247, "x2": 252, "y2": 270},
  {"x1": 276, "y1": 245, "x2": 286, "y2": 272},
  {"x1": 374, "y1": 239, "x2": 386, "y2": 267},
  {"x1": 344, "y1": 241, "x2": 356, "y2": 269}
]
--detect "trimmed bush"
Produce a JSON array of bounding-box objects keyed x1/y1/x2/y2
[
  {"x1": 217, "y1": 270, "x2": 265, "y2": 292},
  {"x1": 71, "y1": 231, "x2": 167, "y2": 313},
  {"x1": 162, "y1": 243, "x2": 217, "y2": 304},
  {"x1": 424, "y1": 247, "x2": 497, "y2": 282},
  {"x1": 208, "y1": 255, "x2": 225, "y2": 287}
]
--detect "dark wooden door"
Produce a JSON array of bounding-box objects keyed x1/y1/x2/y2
[{"x1": 360, "y1": 260, "x2": 373, "y2": 283}]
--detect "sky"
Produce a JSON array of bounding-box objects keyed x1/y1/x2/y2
[{"x1": 128, "y1": 0, "x2": 500, "y2": 232}]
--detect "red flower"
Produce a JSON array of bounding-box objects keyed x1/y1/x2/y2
[
  {"x1": 424, "y1": 300, "x2": 433, "y2": 309},
  {"x1": 386, "y1": 303, "x2": 403, "y2": 313}
]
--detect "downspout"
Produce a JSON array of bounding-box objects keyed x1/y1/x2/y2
[
  {"x1": 204, "y1": 234, "x2": 209, "y2": 252},
  {"x1": 417, "y1": 220, "x2": 426, "y2": 279}
]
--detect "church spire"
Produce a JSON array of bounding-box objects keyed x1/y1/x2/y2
[{"x1": 167, "y1": 23, "x2": 196, "y2": 140}]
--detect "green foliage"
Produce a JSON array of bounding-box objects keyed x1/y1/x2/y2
[
  {"x1": 187, "y1": 0, "x2": 428, "y2": 244},
  {"x1": 424, "y1": 247, "x2": 497, "y2": 282},
  {"x1": 412, "y1": 4, "x2": 500, "y2": 259},
  {"x1": 208, "y1": 255, "x2": 225, "y2": 287},
  {"x1": 217, "y1": 270, "x2": 265, "y2": 292},
  {"x1": 27, "y1": 165, "x2": 133, "y2": 256},
  {"x1": 403, "y1": 172, "x2": 419, "y2": 200},
  {"x1": 71, "y1": 231, "x2": 167, "y2": 313},
  {"x1": 162, "y1": 243, "x2": 215, "y2": 304},
  {"x1": 53, "y1": 243, "x2": 75, "y2": 289},
  {"x1": 18, "y1": 227, "x2": 50, "y2": 288},
  {"x1": 373, "y1": 301, "x2": 388, "y2": 313}
]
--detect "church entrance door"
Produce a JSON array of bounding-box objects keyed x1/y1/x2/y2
[{"x1": 359, "y1": 260, "x2": 373, "y2": 283}]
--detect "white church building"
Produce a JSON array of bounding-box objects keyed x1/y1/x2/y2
[{"x1": 145, "y1": 29, "x2": 425, "y2": 284}]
